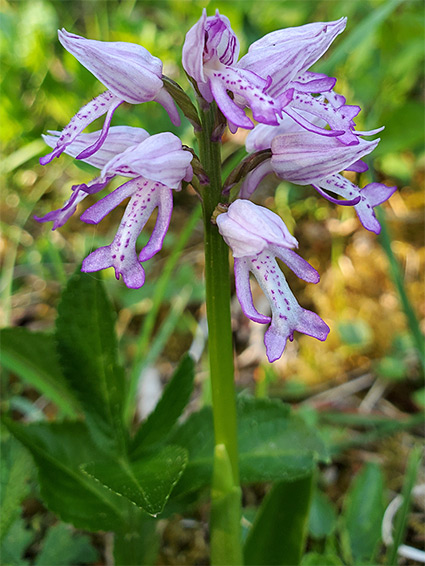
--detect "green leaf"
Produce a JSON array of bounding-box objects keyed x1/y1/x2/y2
[
  {"x1": 114, "y1": 509, "x2": 160, "y2": 566},
  {"x1": 343, "y1": 462, "x2": 385, "y2": 564},
  {"x1": 84, "y1": 445, "x2": 188, "y2": 516},
  {"x1": 55, "y1": 272, "x2": 127, "y2": 452},
  {"x1": 237, "y1": 398, "x2": 328, "y2": 483},
  {"x1": 308, "y1": 489, "x2": 337, "y2": 539},
  {"x1": 34, "y1": 523, "x2": 98, "y2": 566},
  {"x1": 244, "y1": 474, "x2": 314, "y2": 566},
  {"x1": 0, "y1": 436, "x2": 33, "y2": 541},
  {"x1": 3, "y1": 418, "x2": 128, "y2": 532},
  {"x1": 168, "y1": 406, "x2": 213, "y2": 495},
  {"x1": 0, "y1": 327, "x2": 80, "y2": 417},
  {"x1": 170, "y1": 397, "x2": 328, "y2": 496},
  {"x1": 0, "y1": 517, "x2": 32, "y2": 566},
  {"x1": 131, "y1": 354, "x2": 195, "y2": 454}
]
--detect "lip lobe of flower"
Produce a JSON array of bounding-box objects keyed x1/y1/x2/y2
[
  {"x1": 38, "y1": 126, "x2": 194, "y2": 289},
  {"x1": 316, "y1": 177, "x2": 396, "y2": 234},
  {"x1": 82, "y1": 182, "x2": 173, "y2": 289},
  {"x1": 39, "y1": 91, "x2": 123, "y2": 166},
  {"x1": 217, "y1": 201, "x2": 328, "y2": 361}
]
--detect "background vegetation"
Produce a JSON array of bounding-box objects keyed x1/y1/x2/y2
[{"x1": 1, "y1": 0, "x2": 424, "y2": 564}]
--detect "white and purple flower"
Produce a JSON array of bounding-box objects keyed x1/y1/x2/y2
[
  {"x1": 37, "y1": 127, "x2": 193, "y2": 288},
  {"x1": 182, "y1": 10, "x2": 372, "y2": 145},
  {"x1": 36, "y1": 10, "x2": 396, "y2": 361},
  {"x1": 40, "y1": 30, "x2": 180, "y2": 166},
  {"x1": 216, "y1": 200, "x2": 330, "y2": 362},
  {"x1": 239, "y1": 123, "x2": 396, "y2": 234}
]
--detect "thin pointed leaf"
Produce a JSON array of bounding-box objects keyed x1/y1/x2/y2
[
  {"x1": 343, "y1": 463, "x2": 385, "y2": 565},
  {"x1": 308, "y1": 488, "x2": 337, "y2": 539},
  {"x1": 244, "y1": 474, "x2": 314, "y2": 565}
]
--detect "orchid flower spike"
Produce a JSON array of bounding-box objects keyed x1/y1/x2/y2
[
  {"x1": 183, "y1": 10, "x2": 368, "y2": 144},
  {"x1": 37, "y1": 128, "x2": 193, "y2": 288},
  {"x1": 216, "y1": 200, "x2": 330, "y2": 362},
  {"x1": 40, "y1": 30, "x2": 180, "y2": 166},
  {"x1": 241, "y1": 125, "x2": 396, "y2": 234}
]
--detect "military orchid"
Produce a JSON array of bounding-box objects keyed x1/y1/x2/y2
[{"x1": 37, "y1": 9, "x2": 395, "y2": 361}]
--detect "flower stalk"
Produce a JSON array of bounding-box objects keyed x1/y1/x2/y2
[{"x1": 197, "y1": 102, "x2": 242, "y2": 564}]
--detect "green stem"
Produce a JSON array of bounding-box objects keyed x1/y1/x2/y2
[{"x1": 198, "y1": 103, "x2": 242, "y2": 564}]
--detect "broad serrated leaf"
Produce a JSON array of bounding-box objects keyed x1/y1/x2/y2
[
  {"x1": 84, "y1": 445, "x2": 188, "y2": 516},
  {"x1": 169, "y1": 397, "x2": 328, "y2": 496},
  {"x1": 3, "y1": 418, "x2": 128, "y2": 532},
  {"x1": 0, "y1": 436, "x2": 33, "y2": 541},
  {"x1": 237, "y1": 398, "x2": 328, "y2": 483},
  {"x1": 244, "y1": 474, "x2": 314, "y2": 565},
  {"x1": 131, "y1": 354, "x2": 195, "y2": 454},
  {"x1": 0, "y1": 328, "x2": 80, "y2": 417},
  {"x1": 55, "y1": 272, "x2": 126, "y2": 452},
  {"x1": 34, "y1": 523, "x2": 98, "y2": 566},
  {"x1": 343, "y1": 463, "x2": 385, "y2": 564}
]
